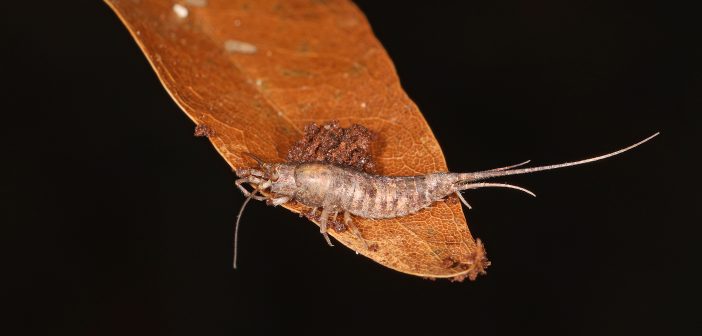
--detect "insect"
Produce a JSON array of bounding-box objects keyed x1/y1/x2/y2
[{"x1": 233, "y1": 132, "x2": 659, "y2": 268}]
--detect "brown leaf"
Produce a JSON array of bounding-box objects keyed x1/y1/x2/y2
[{"x1": 105, "y1": 0, "x2": 486, "y2": 280}]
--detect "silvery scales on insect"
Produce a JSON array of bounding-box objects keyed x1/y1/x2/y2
[{"x1": 231, "y1": 129, "x2": 659, "y2": 269}]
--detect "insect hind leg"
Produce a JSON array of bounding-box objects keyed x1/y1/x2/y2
[
  {"x1": 344, "y1": 211, "x2": 369, "y2": 249},
  {"x1": 455, "y1": 191, "x2": 472, "y2": 209},
  {"x1": 319, "y1": 208, "x2": 334, "y2": 247}
]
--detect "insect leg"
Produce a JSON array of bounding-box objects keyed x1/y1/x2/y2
[
  {"x1": 235, "y1": 177, "x2": 268, "y2": 201},
  {"x1": 267, "y1": 196, "x2": 290, "y2": 206},
  {"x1": 235, "y1": 176, "x2": 264, "y2": 191},
  {"x1": 344, "y1": 211, "x2": 369, "y2": 249},
  {"x1": 455, "y1": 191, "x2": 472, "y2": 209},
  {"x1": 258, "y1": 179, "x2": 273, "y2": 190},
  {"x1": 319, "y1": 208, "x2": 334, "y2": 247},
  {"x1": 234, "y1": 168, "x2": 266, "y2": 178}
]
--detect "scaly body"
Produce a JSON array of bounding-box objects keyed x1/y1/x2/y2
[
  {"x1": 232, "y1": 133, "x2": 658, "y2": 268},
  {"x1": 278, "y1": 163, "x2": 464, "y2": 219}
]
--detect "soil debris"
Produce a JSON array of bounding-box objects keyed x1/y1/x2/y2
[
  {"x1": 194, "y1": 124, "x2": 215, "y2": 137},
  {"x1": 450, "y1": 239, "x2": 491, "y2": 282},
  {"x1": 286, "y1": 120, "x2": 376, "y2": 173}
]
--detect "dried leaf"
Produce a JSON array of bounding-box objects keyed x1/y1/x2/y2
[{"x1": 106, "y1": 0, "x2": 486, "y2": 280}]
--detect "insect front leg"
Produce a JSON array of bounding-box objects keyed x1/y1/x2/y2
[
  {"x1": 318, "y1": 208, "x2": 334, "y2": 247},
  {"x1": 234, "y1": 168, "x2": 266, "y2": 178},
  {"x1": 235, "y1": 177, "x2": 268, "y2": 201},
  {"x1": 344, "y1": 211, "x2": 369, "y2": 249}
]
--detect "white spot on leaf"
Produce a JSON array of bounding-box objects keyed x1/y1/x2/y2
[
  {"x1": 172, "y1": 4, "x2": 188, "y2": 18},
  {"x1": 224, "y1": 39, "x2": 258, "y2": 54}
]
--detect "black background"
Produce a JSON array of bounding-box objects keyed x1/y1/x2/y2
[{"x1": 2, "y1": 1, "x2": 699, "y2": 335}]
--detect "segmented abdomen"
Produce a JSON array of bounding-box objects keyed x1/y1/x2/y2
[{"x1": 331, "y1": 167, "x2": 453, "y2": 219}]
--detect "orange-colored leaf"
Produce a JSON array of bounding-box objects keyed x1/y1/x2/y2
[{"x1": 105, "y1": 0, "x2": 486, "y2": 280}]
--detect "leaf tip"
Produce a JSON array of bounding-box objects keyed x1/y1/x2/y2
[{"x1": 449, "y1": 239, "x2": 491, "y2": 282}]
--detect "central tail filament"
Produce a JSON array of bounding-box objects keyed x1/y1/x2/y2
[
  {"x1": 459, "y1": 132, "x2": 658, "y2": 183},
  {"x1": 453, "y1": 132, "x2": 658, "y2": 209}
]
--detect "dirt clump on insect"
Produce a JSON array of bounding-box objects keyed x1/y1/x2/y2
[
  {"x1": 284, "y1": 120, "x2": 380, "y2": 233},
  {"x1": 286, "y1": 120, "x2": 376, "y2": 173}
]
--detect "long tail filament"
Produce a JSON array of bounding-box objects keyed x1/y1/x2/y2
[
  {"x1": 460, "y1": 132, "x2": 659, "y2": 182},
  {"x1": 454, "y1": 132, "x2": 658, "y2": 208}
]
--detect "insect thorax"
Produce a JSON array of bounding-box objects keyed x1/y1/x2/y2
[
  {"x1": 267, "y1": 163, "x2": 297, "y2": 197},
  {"x1": 289, "y1": 162, "x2": 342, "y2": 207}
]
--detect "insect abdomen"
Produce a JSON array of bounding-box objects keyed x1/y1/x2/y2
[
  {"x1": 345, "y1": 174, "x2": 444, "y2": 219},
  {"x1": 293, "y1": 163, "x2": 458, "y2": 219}
]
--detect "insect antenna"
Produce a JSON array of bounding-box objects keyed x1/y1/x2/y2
[
  {"x1": 458, "y1": 132, "x2": 659, "y2": 183},
  {"x1": 233, "y1": 189, "x2": 259, "y2": 269},
  {"x1": 242, "y1": 152, "x2": 265, "y2": 166}
]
